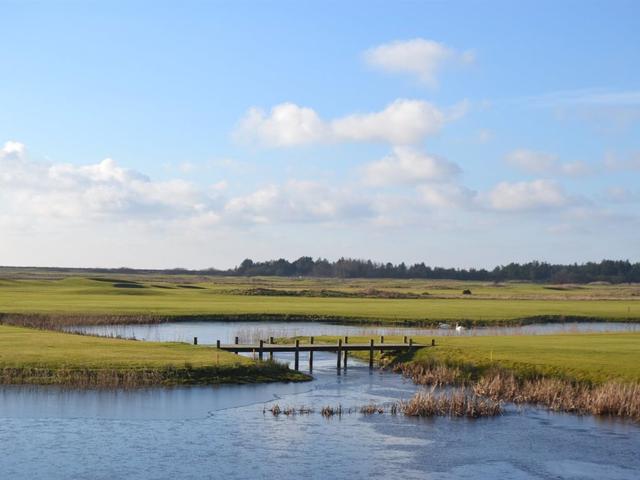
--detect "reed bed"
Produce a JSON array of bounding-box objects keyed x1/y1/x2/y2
[
  {"x1": 398, "y1": 360, "x2": 640, "y2": 421},
  {"x1": 401, "y1": 389, "x2": 502, "y2": 418},
  {"x1": 473, "y1": 373, "x2": 640, "y2": 420},
  {"x1": 264, "y1": 392, "x2": 502, "y2": 419}
]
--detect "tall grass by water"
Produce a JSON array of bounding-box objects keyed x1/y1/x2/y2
[{"x1": 398, "y1": 361, "x2": 640, "y2": 421}]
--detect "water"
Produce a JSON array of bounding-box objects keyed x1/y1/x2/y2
[
  {"x1": 1, "y1": 354, "x2": 639, "y2": 479},
  {"x1": 3, "y1": 322, "x2": 640, "y2": 478},
  {"x1": 69, "y1": 320, "x2": 640, "y2": 344}
]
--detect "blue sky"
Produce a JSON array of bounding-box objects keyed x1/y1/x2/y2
[{"x1": 1, "y1": 0, "x2": 639, "y2": 268}]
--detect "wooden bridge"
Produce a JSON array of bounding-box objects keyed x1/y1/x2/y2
[{"x1": 209, "y1": 336, "x2": 433, "y2": 371}]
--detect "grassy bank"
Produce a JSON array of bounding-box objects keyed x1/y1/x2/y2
[
  {"x1": 0, "y1": 325, "x2": 309, "y2": 387},
  {"x1": 0, "y1": 276, "x2": 639, "y2": 326},
  {"x1": 301, "y1": 333, "x2": 640, "y2": 420}
]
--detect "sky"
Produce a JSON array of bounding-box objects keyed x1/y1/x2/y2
[{"x1": 1, "y1": 0, "x2": 639, "y2": 269}]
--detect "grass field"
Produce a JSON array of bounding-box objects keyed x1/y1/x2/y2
[
  {"x1": 0, "y1": 275, "x2": 639, "y2": 325},
  {"x1": 0, "y1": 324, "x2": 308, "y2": 387},
  {"x1": 304, "y1": 332, "x2": 640, "y2": 384}
]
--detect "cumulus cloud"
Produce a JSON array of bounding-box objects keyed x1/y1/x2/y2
[
  {"x1": 418, "y1": 184, "x2": 477, "y2": 209},
  {"x1": 0, "y1": 141, "x2": 224, "y2": 228},
  {"x1": 363, "y1": 146, "x2": 460, "y2": 186},
  {"x1": 364, "y1": 38, "x2": 474, "y2": 86},
  {"x1": 486, "y1": 179, "x2": 571, "y2": 211},
  {"x1": 234, "y1": 103, "x2": 328, "y2": 147},
  {"x1": 234, "y1": 99, "x2": 460, "y2": 147},
  {"x1": 505, "y1": 149, "x2": 592, "y2": 177},
  {"x1": 224, "y1": 180, "x2": 373, "y2": 225}
]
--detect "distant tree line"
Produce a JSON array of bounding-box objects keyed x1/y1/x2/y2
[
  {"x1": 232, "y1": 258, "x2": 640, "y2": 284},
  {"x1": 3, "y1": 258, "x2": 639, "y2": 284}
]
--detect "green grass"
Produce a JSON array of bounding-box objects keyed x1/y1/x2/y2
[
  {"x1": 0, "y1": 275, "x2": 639, "y2": 325},
  {"x1": 299, "y1": 332, "x2": 640, "y2": 384},
  {"x1": 0, "y1": 324, "x2": 308, "y2": 386},
  {"x1": 413, "y1": 333, "x2": 640, "y2": 384}
]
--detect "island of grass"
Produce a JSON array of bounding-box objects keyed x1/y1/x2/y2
[
  {"x1": 0, "y1": 325, "x2": 310, "y2": 388},
  {"x1": 0, "y1": 275, "x2": 639, "y2": 328},
  {"x1": 296, "y1": 332, "x2": 640, "y2": 420}
]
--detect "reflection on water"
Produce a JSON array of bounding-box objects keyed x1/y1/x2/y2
[
  {"x1": 68, "y1": 321, "x2": 640, "y2": 344},
  {"x1": 1, "y1": 353, "x2": 639, "y2": 479}
]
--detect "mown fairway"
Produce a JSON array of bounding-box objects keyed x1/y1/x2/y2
[
  {"x1": 0, "y1": 324, "x2": 244, "y2": 369},
  {"x1": 409, "y1": 332, "x2": 640, "y2": 383},
  {"x1": 0, "y1": 275, "x2": 639, "y2": 324},
  {"x1": 0, "y1": 324, "x2": 308, "y2": 386}
]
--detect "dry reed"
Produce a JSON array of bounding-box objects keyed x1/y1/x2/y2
[{"x1": 398, "y1": 360, "x2": 640, "y2": 421}]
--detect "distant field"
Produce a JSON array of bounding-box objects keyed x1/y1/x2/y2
[
  {"x1": 0, "y1": 324, "x2": 307, "y2": 386},
  {"x1": 0, "y1": 275, "x2": 639, "y2": 325}
]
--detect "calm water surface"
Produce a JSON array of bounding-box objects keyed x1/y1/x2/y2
[
  {"x1": 69, "y1": 320, "x2": 640, "y2": 344},
  {"x1": 2, "y1": 322, "x2": 639, "y2": 479}
]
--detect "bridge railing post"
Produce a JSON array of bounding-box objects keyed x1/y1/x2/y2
[
  {"x1": 369, "y1": 339, "x2": 374, "y2": 369},
  {"x1": 337, "y1": 339, "x2": 342, "y2": 371},
  {"x1": 294, "y1": 339, "x2": 300, "y2": 371},
  {"x1": 309, "y1": 336, "x2": 314, "y2": 371},
  {"x1": 259, "y1": 340, "x2": 264, "y2": 361}
]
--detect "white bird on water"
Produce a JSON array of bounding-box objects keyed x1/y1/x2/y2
[{"x1": 455, "y1": 323, "x2": 466, "y2": 333}]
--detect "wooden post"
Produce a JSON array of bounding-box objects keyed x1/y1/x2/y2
[
  {"x1": 193, "y1": 337, "x2": 198, "y2": 345},
  {"x1": 216, "y1": 340, "x2": 220, "y2": 349},
  {"x1": 294, "y1": 339, "x2": 300, "y2": 371},
  {"x1": 344, "y1": 336, "x2": 349, "y2": 344},
  {"x1": 309, "y1": 336, "x2": 314, "y2": 371},
  {"x1": 269, "y1": 336, "x2": 274, "y2": 344},
  {"x1": 259, "y1": 340, "x2": 264, "y2": 361},
  {"x1": 343, "y1": 344, "x2": 348, "y2": 369},
  {"x1": 432, "y1": 338, "x2": 435, "y2": 346},
  {"x1": 234, "y1": 336, "x2": 239, "y2": 354},
  {"x1": 337, "y1": 339, "x2": 342, "y2": 370},
  {"x1": 409, "y1": 338, "x2": 414, "y2": 347},
  {"x1": 369, "y1": 339, "x2": 374, "y2": 369},
  {"x1": 403, "y1": 335, "x2": 407, "y2": 344},
  {"x1": 268, "y1": 336, "x2": 275, "y2": 360},
  {"x1": 380, "y1": 335, "x2": 384, "y2": 353}
]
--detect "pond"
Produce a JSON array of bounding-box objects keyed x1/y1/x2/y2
[
  {"x1": 3, "y1": 321, "x2": 639, "y2": 479},
  {"x1": 1, "y1": 352, "x2": 638, "y2": 479},
  {"x1": 68, "y1": 320, "x2": 640, "y2": 345}
]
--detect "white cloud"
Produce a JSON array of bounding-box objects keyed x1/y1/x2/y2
[
  {"x1": 224, "y1": 180, "x2": 373, "y2": 224},
  {"x1": 234, "y1": 99, "x2": 457, "y2": 147},
  {"x1": 363, "y1": 146, "x2": 460, "y2": 186},
  {"x1": 234, "y1": 103, "x2": 327, "y2": 147},
  {"x1": 0, "y1": 142, "x2": 223, "y2": 228},
  {"x1": 487, "y1": 179, "x2": 571, "y2": 211},
  {"x1": 418, "y1": 184, "x2": 477, "y2": 209},
  {"x1": 505, "y1": 149, "x2": 592, "y2": 177},
  {"x1": 364, "y1": 38, "x2": 474, "y2": 86},
  {"x1": 332, "y1": 99, "x2": 446, "y2": 145},
  {"x1": 0, "y1": 140, "x2": 26, "y2": 160}
]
